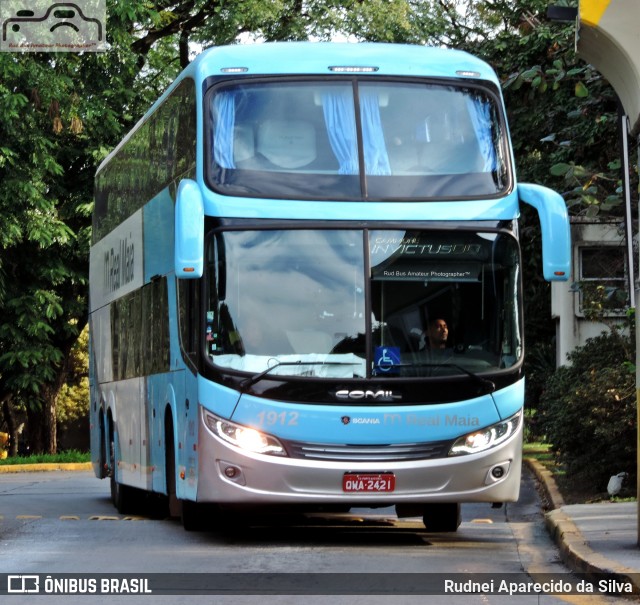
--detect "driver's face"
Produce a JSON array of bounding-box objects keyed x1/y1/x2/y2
[{"x1": 429, "y1": 319, "x2": 448, "y2": 345}]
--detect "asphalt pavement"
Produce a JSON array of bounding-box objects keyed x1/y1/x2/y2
[{"x1": 1, "y1": 458, "x2": 639, "y2": 593}]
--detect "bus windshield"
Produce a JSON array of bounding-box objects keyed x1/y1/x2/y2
[
  {"x1": 206, "y1": 80, "x2": 510, "y2": 200},
  {"x1": 205, "y1": 229, "x2": 522, "y2": 379}
]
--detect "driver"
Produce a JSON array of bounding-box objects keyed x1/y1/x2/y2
[{"x1": 427, "y1": 318, "x2": 449, "y2": 349}]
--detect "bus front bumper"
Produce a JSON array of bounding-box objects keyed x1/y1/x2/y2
[{"x1": 192, "y1": 408, "x2": 523, "y2": 505}]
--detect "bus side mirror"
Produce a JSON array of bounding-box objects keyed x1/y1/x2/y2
[
  {"x1": 175, "y1": 179, "x2": 204, "y2": 278},
  {"x1": 518, "y1": 183, "x2": 571, "y2": 282}
]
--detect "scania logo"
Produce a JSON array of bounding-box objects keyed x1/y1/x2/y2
[
  {"x1": 335, "y1": 389, "x2": 402, "y2": 401},
  {"x1": 341, "y1": 416, "x2": 350, "y2": 425}
]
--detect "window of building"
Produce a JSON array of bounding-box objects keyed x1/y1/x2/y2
[{"x1": 576, "y1": 246, "x2": 628, "y2": 317}]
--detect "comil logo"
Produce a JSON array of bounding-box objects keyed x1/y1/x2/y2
[
  {"x1": 335, "y1": 389, "x2": 402, "y2": 402},
  {"x1": 1, "y1": 0, "x2": 106, "y2": 52}
]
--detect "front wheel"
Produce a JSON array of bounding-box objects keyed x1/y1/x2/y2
[
  {"x1": 181, "y1": 499, "x2": 213, "y2": 531},
  {"x1": 422, "y1": 503, "x2": 461, "y2": 532}
]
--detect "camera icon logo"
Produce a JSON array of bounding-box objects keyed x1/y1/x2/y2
[
  {"x1": 7, "y1": 575, "x2": 40, "y2": 593},
  {"x1": 1, "y1": 0, "x2": 106, "y2": 52}
]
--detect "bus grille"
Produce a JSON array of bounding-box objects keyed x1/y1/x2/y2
[{"x1": 284, "y1": 440, "x2": 452, "y2": 462}]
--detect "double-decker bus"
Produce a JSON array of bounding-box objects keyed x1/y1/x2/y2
[{"x1": 89, "y1": 42, "x2": 570, "y2": 532}]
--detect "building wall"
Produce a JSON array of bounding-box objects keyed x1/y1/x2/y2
[{"x1": 551, "y1": 218, "x2": 629, "y2": 366}]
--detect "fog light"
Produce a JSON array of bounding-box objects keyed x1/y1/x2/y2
[
  {"x1": 492, "y1": 466, "x2": 505, "y2": 479},
  {"x1": 218, "y1": 461, "x2": 246, "y2": 485},
  {"x1": 224, "y1": 466, "x2": 238, "y2": 478},
  {"x1": 485, "y1": 461, "x2": 511, "y2": 485}
]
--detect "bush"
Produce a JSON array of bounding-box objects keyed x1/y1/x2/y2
[
  {"x1": 538, "y1": 328, "x2": 636, "y2": 493},
  {"x1": 524, "y1": 341, "x2": 557, "y2": 441}
]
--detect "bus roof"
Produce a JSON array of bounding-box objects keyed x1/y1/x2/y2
[
  {"x1": 97, "y1": 42, "x2": 501, "y2": 176},
  {"x1": 190, "y1": 42, "x2": 500, "y2": 85}
]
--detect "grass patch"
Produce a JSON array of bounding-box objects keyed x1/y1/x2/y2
[
  {"x1": 524, "y1": 442, "x2": 636, "y2": 504},
  {"x1": 0, "y1": 450, "x2": 90, "y2": 466},
  {"x1": 523, "y1": 442, "x2": 553, "y2": 460}
]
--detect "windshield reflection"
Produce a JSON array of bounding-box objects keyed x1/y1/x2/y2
[
  {"x1": 204, "y1": 229, "x2": 521, "y2": 380},
  {"x1": 206, "y1": 230, "x2": 367, "y2": 378}
]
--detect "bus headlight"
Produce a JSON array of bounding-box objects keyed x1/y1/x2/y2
[
  {"x1": 448, "y1": 411, "x2": 521, "y2": 456},
  {"x1": 204, "y1": 411, "x2": 287, "y2": 457}
]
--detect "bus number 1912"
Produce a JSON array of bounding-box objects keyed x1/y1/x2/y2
[{"x1": 256, "y1": 410, "x2": 299, "y2": 427}]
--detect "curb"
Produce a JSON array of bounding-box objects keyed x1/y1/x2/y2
[
  {"x1": 523, "y1": 456, "x2": 565, "y2": 510},
  {"x1": 525, "y1": 457, "x2": 640, "y2": 594},
  {"x1": 0, "y1": 462, "x2": 92, "y2": 473}
]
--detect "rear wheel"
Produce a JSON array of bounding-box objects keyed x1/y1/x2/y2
[
  {"x1": 109, "y1": 437, "x2": 136, "y2": 514},
  {"x1": 165, "y1": 415, "x2": 181, "y2": 519},
  {"x1": 422, "y1": 503, "x2": 461, "y2": 532}
]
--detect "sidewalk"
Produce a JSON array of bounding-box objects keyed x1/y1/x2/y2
[{"x1": 526, "y1": 458, "x2": 640, "y2": 592}]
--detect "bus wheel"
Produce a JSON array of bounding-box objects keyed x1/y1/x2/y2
[
  {"x1": 422, "y1": 503, "x2": 461, "y2": 532},
  {"x1": 165, "y1": 418, "x2": 181, "y2": 519},
  {"x1": 181, "y1": 499, "x2": 208, "y2": 531},
  {"x1": 109, "y1": 439, "x2": 136, "y2": 514}
]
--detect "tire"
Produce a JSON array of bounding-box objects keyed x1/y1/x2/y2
[
  {"x1": 109, "y1": 438, "x2": 137, "y2": 514},
  {"x1": 165, "y1": 415, "x2": 182, "y2": 519},
  {"x1": 181, "y1": 499, "x2": 208, "y2": 531},
  {"x1": 99, "y1": 414, "x2": 108, "y2": 479},
  {"x1": 422, "y1": 502, "x2": 461, "y2": 532}
]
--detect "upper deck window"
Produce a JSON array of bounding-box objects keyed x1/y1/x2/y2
[{"x1": 206, "y1": 79, "x2": 510, "y2": 201}]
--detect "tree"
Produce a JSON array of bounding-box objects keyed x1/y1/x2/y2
[
  {"x1": 0, "y1": 10, "x2": 146, "y2": 454},
  {"x1": 0, "y1": 0, "x2": 623, "y2": 454},
  {"x1": 0, "y1": 14, "x2": 145, "y2": 453}
]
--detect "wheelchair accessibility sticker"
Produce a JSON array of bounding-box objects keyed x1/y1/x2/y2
[
  {"x1": 1, "y1": 0, "x2": 105, "y2": 51},
  {"x1": 374, "y1": 346, "x2": 401, "y2": 374}
]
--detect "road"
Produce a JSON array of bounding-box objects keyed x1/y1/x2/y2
[{"x1": 0, "y1": 468, "x2": 621, "y2": 604}]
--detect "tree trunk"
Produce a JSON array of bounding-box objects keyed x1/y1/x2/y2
[
  {"x1": 26, "y1": 405, "x2": 44, "y2": 454},
  {"x1": 43, "y1": 388, "x2": 57, "y2": 455},
  {"x1": 1, "y1": 394, "x2": 19, "y2": 457}
]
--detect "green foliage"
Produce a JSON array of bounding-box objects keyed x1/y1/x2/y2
[
  {"x1": 523, "y1": 340, "x2": 556, "y2": 439},
  {"x1": 538, "y1": 327, "x2": 636, "y2": 491},
  {"x1": 57, "y1": 326, "x2": 89, "y2": 424},
  {"x1": 0, "y1": 9, "x2": 144, "y2": 451},
  {"x1": 0, "y1": 450, "x2": 90, "y2": 465},
  {"x1": 467, "y1": 0, "x2": 625, "y2": 224},
  {"x1": 577, "y1": 282, "x2": 630, "y2": 321}
]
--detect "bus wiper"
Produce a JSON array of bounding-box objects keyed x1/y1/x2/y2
[
  {"x1": 374, "y1": 362, "x2": 496, "y2": 393},
  {"x1": 441, "y1": 363, "x2": 496, "y2": 393},
  {"x1": 239, "y1": 360, "x2": 362, "y2": 392}
]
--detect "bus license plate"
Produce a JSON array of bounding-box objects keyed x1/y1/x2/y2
[{"x1": 343, "y1": 473, "x2": 395, "y2": 493}]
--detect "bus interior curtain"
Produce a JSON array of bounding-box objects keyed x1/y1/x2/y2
[
  {"x1": 465, "y1": 95, "x2": 497, "y2": 172},
  {"x1": 359, "y1": 91, "x2": 391, "y2": 175},
  {"x1": 321, "y1": 90, "x2": 359, "y2": 174},
  {"x1": 213, "y1": 91, "x2": 236, "y2": 169}
]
